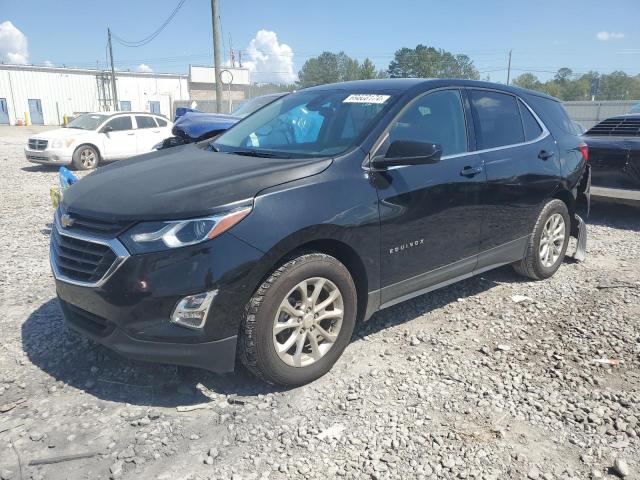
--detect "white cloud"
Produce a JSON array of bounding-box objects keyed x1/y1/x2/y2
[
  {"x1": 0, "y1": 21, "x2": 29, "y2": 64},
  {"x1": 596, "y1": 31, "x2": 624, "y2": 41},
  {"x1": 136, "y1": 63, "x2": 153, "y2": 73},
  {"x1": 243, "y1": 30, "x2": 296, "y2": 84},
  {"x1": 43, "y1": 60, "x2": 54, "y2": 67}
]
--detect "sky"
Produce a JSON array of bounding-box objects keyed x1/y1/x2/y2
[{"x1": 1, "y1": 0, "x2": 639, "y2": 84}]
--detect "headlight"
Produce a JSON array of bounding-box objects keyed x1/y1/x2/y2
[
  {"x1": 120, "y1": 207, "x2": 251, "y2": 254},
  {"x1": 51, "y1": 138, "x2": 76, "y2": 149}
]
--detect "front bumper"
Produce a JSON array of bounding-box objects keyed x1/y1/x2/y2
[
  {"x1": 59, "y1": 298, "x2": 237, "y2": 372},
  {"x1": 25, "y1": 147, "x2": 72, "y2": 165},
  {"x1": 52, "y1": 223, "x2": 266, "y2": 372}
]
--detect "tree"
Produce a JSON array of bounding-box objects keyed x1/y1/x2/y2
[
  {"x1": 359, "y1": 58, "x2": 377, "y2": 79},
  {"x1": 554, "y1": 67, "x2": 573, "y2": 82},
  {"x1": 298, "y1": 52, "x2": 382, "y2": 87},
  {"x1": 387, "y1": 44, "x2": 479, "y2": 80},
  {"x1": 297, "y1": 52, "x2": 341, "y2": 87},
  {"x1": 513, "y1": 73, "x2": 542, "y2": 91},
  {"x1": 599, "y1": 71, "x2": 634, "y2": 100}
]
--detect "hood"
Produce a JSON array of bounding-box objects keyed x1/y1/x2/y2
[
  {"x1": 173, "y1": 112, "x2": 240, "y2": 140},
  {"x1": 62, "y1": 143, "x2": 332, "y2": 221},
  {"x1": 31, "y1": 128, "x2": 92, "y2": 140}
]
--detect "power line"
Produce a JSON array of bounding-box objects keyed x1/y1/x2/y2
[{"x1": 113, "y1": 0, "x2": 187, "y2": 48}]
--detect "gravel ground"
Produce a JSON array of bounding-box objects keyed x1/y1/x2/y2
[{"x1": 0, "y1": 126, "x2": 639, "y2": 480}]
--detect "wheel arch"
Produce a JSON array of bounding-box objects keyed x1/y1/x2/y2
[
  {"x1": 249, "y1": 233, "x2": 372, "y2": 325},
  {"x1": 551, "y1": 187, "x2": 581, "y2": 236}
]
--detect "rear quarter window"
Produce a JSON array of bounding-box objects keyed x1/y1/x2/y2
[{"x1": 522, "y1": 94, "x2": 576, "y2": 137}]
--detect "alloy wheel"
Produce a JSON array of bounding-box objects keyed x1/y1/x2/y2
[
  {"x1": 539, "y1": 213, "x2": 565, "y2": 268},
  {"x1": 80, "y1": 148, "x2": 97, "y2": 168},
  {"x1": 272, "y1": 277, "x2": 344, "y2": 368}
]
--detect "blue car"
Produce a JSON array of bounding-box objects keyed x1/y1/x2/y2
[{"x1": 158, "y1": 93, "x2": 287, "y2": 149}]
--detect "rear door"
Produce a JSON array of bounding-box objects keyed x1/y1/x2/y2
[
  {"x1": 100, "y1": 115, "x2": 137, "y2": 159},
  {"x1": 134, "y1": 115, "x2": 162, "y2": 153},
  {"x1": 469, "y1": 89, "x2": 560, "y2": 265}
]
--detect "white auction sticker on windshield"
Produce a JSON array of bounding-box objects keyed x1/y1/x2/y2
[{"x1": 343, "y1": 94, "x2": 390, "y2": 104}]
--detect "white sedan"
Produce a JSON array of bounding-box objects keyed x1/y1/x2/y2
[{"x1": 24, "y1": 112, "x2": 173, "y2": 170}]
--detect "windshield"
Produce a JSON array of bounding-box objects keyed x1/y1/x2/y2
[
  {"x1": 232, "y1": 95, "x2": 283, "y2": 118},
  {"x1": 66, "y1": 113, "x2": 108, "y2": 130},
  {"x1": 213, "y1": 90, "x2": 396, "y2": 159}
]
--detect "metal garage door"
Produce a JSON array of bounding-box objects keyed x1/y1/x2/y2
[
  {"x1": 28, "y1": 99, "x2": 44, "y2": 125},
  {"x1": 0, "y1": 98, "x2": 9, "y2": 124}
]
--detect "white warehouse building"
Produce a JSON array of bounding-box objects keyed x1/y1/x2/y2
[{"x1": 0, "y1": 64, "x2": 190, "y2": 126}]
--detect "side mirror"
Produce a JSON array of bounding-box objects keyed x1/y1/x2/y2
[
  {"x1": 101, "y1": 125, "x2": 113, "y2": 134},
  {"x1": 371, "y1": 140, "x2": 442, "y2": 169}
]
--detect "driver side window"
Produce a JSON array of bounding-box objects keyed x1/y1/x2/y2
[
  {"x1": 103, "y1": 116, "x2": 132, "y2": 132},
  {"x1": 388, "y1": 89, "x2": 468, "y2": 157}
]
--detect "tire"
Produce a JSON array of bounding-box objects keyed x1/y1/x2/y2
[
  {"x1": 72, "y1": 145, "x2": 100, "y2": 170},
  {"x1": 513, "y1": 199, "x2": 570, "y2": 280},
  {"x1": 239, "y1": 252, "x2": 357, "y2": 386}
]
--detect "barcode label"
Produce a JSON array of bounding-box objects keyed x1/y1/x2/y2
[{"x1": 343, "y1": 94, "x2": 390, "y2": 104}]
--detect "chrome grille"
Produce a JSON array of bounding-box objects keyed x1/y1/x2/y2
[
  {"x1": 51, "y1": 228, "x2": 117, "y2": 283},
  {"x1": 28, "y1": 138, "x2": 48, "y2": 150},
  {"x1": 50, "y1": 211, "x2": 130, "y2": 287}
]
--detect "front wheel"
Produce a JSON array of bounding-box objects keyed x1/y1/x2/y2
[
  {"x1": 513, "y1": 199, "x2": 570, "y2": 280},
  {"x1": 72, "y1": 145, "x2": 99, "y2": 170},
  {"x1": 239, "y1": 253, "x2": 357, "y2": 386}
]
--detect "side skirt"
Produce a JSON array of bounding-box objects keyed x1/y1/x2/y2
[{"x1": 364, "y1": 236, "x2": 529, "y2": 317}]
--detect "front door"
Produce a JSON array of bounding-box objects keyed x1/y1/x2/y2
[
  {"x1": 372, "y1": 89, "x2": 485, "y2": 306},
  {"x1": 468, "y1": 89, "x2": 561, "y2": 261},
  {"x1": 28, "y1": 99, "x2": 44, "y2": 125},
  {"x1": 100, "y1": 115, "x2": 137, "y2": 159},
  {"x1": 0, "y1": 98, "x2": 9, "y2": 124}
]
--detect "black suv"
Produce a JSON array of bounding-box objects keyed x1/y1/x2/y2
[{"x1": 52, "y1": 79, "x2": 590, "y2": 386}]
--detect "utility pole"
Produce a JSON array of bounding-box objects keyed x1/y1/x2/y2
[
  {"x1": 506, "y1": 49, "x2": 512, "y2": 86},
  {"x1": 210, "y1": 0, "x2": 223, "y2": 113},
  {"x1": 107, "y1": 28, "x2": 119, "y2": 111}
]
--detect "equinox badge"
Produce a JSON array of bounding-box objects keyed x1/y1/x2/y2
[{"x1": 389, "y1": 239, "x2": 424, "y2": 254}]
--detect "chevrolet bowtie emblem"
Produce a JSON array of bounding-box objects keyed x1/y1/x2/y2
[{"x1": 60, "y1": 214, "x2": 74, "y2": 228}]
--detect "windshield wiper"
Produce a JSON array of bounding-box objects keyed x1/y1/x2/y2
[{"x1": 231, "y1": 149, "x2": 289, "y2": 159}]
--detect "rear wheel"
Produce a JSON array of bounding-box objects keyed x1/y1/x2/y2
[
  {"x1": 72, "y1": 145, "x2": 99, "y2": 170},
  {"x1": 513, "y1": 199, "x2": 570, "y2": 280},
  {"x1": 239, "y1": 253, "x2": 357, "y2": 386}
]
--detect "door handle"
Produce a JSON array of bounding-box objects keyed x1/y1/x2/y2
[
  {"x1": 538, "y1": 150, "x2": 554, "y2": 160},
  {"x1": 127, "y1": 132, "x2": 135, "y2": 136},
  {"x1": 460, "y1": 165, "x2": 483, "y2": 177}
]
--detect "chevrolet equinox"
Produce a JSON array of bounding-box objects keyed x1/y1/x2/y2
[{"x1": 51, "y1": 79, "x2": 590, "y2": 386}]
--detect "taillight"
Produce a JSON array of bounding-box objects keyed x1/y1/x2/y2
[{"x1": 579, "y1": 142, "x2": 589, "y2": 162}]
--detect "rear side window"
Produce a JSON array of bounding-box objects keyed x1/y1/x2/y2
[
  {"x1": 136, "y1": 116, "x2": 157, "y2": 129},
  {"x1": 105, "y1": 116, "x2": 132, "y2": 132},
  {"x1": 518, "y1": 99, "x2": 543, "y2": 141},
  {"x1": 155, "y1": 117, "x2": 167, "y2": 127},
  {"x1": 470, "y1": 90, "x2": 524, "y2": 149},
  {"x1": 389, "y1": 89, "x2": 468, "y2": 156}
]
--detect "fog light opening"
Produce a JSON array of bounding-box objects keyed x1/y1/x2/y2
[{"x1": 171, "y1": 290, "x2": 217, "y2": 330}]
